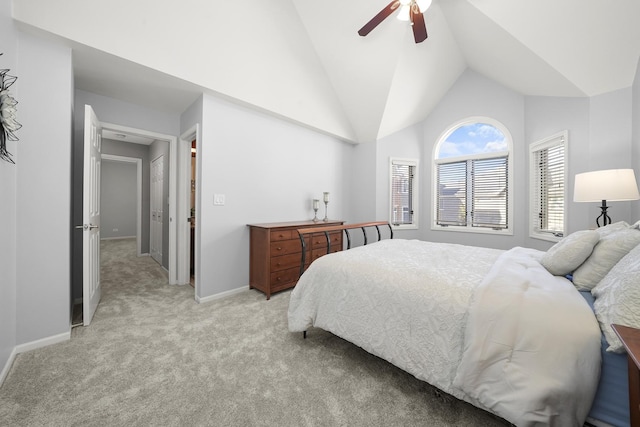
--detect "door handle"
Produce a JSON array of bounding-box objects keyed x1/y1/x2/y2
[{"x1": 75, "y1": 224, "x2": 99, "y2": 230}]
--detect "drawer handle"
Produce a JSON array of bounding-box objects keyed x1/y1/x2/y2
[{"x1": 276, "y1": 247, "x2": 282, "y2": 251}]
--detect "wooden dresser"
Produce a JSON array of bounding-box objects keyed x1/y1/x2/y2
[{"x1": 248, "y1": 220, "x2": 344, "y2": 299}]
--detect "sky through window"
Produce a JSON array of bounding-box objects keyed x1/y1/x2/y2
[{"x1": 438, "y1": 123, "x2": 506, "y2": 158}]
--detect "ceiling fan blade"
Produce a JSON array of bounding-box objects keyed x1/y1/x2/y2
[
  {"x1": 410, "y1": 6, "x2": 428, "y2": 43},
  {"x1": 358, "y1": 1, "x2": 401, "y2": 37}
]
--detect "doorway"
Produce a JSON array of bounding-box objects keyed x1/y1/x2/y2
[{"x1": 72, "y1": 116, "x2": 193, "y2": 326}]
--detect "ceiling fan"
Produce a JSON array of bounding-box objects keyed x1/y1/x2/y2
[{"x1": 358, "y1": 0, "x2": 432, "y2": 44}]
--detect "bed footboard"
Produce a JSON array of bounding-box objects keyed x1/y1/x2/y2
[{"x1": 296, "y1": 221, "x2": 393, "y2": 278}]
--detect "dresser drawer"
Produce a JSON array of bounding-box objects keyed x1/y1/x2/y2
[
  {"x1": 270, "y1": 229, "x2": 295, "y2": 241},
  {"x1": 312, "y1": 232, "x2": 342, "y2": 249},
  {"x1": 270, "y1": 253, "x2": 304, "y2": 272},
  {"x1": 270, "y1": 267, "x2": 301, "y2": 288},
  {"x1": 270, "y1": 239, "x2": 302, "y2": 256},
  {"x1": 311, "y1": 246, "x2": 340, "y2": 261}
]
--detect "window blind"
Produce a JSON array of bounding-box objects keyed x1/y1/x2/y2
[
  {"x1": 471, "y1": 156, "x2": 508, "y2": 229},
  {"x1": 437, "y1": 156, "x2": 508, "y2": 229},
  {"x1": 436, "y1": 161, "x2": 467, "y2": 226},
  {"x1": 533, "y1": 143, "x2": 565, "y2": 235},
  {"x1": 391, "y1": 162, "x2": 415, "y2": 225}
]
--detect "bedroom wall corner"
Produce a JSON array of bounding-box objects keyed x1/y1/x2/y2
[
  {"x1": 375, "y1": 122, "x2": 423, "y2": 240},
  {"x1": 588, "y1": 88, "x2": 634, "y2": 225},
  {"x1": 523, "y1": 95, "x2": 590, "y2": 246},
  {"x1": 195, "y1": 94, "x2": 350, "y2": 300}
]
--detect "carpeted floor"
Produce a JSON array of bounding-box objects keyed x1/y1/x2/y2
[{"x1": 0, "y1": 238, "x2": 508, "y2": 426}]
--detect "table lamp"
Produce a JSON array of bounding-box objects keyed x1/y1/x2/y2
[{"x1": 573, "y1": 169, "x2": 640, "y2": 227}]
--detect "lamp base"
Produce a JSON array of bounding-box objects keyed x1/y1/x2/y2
[{"x1": 596, "y1": 200, "x2": 611, "y2": 228}]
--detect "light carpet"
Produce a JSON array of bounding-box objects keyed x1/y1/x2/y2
[{"x1": 0, "y1": 238, "x2": 508, "y2": 426}]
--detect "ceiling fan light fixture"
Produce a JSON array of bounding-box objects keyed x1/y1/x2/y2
[
  {"x1": 397, "y1": 4, "x2": 410, "y2": 21},
  {"x1": 416, "y1": 0, "x2": 432, "y2": 12}
]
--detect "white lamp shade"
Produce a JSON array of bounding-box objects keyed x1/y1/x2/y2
[
  {"x1": 574, "y1": 169, "x2": 640, "y2": 202},
  {"x1": 417, "y1": 0, "x2": 433, "y2": 12},
  {"x1": 396, "y1": 4, "x2": 410, "y2": 21}
]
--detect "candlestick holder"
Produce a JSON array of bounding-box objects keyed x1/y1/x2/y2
[
  {"x1": 312, "y1": 199, "x2": 320, "y2": 222},
  {"x1": 323, "y1": 191, "x2": 330, "y2": 221}
]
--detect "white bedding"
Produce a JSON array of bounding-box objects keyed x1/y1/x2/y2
[{"x1": 287, "y1": 239, "x2": 602, "y2": 426}]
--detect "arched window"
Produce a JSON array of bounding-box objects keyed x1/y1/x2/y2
[{"x1": 432, "y1": 118, "x2": 513, "y2": 234}]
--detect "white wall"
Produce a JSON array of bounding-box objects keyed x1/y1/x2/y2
[
  {"x1": 375, "y1": 122, "x2": 423, "y2": 240},
  {"x1": 0, "y1": 0, "x2": 18, "y2": 381},
  {"x1": 195, "y1": 94, "x2": 351, "y2": 299},
  {"x1": 347, "y1": 142, "x2": 376, "y2": 223},
  {"x1": 588, "y1": 88, "x2": 635, "y2": 225},
  {"x1": 15, "y1": 30, "x2": 73, "y2": 344},
  {"x1": 101, "y1": 160, "x2": 137, "y2": 239},
  {"x1": 524, "y1": 96, "x2": 590, "y2": 249}
]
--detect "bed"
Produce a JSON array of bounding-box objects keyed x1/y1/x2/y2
[{"x1": 288, "y1": 221, "x2": 640, "y2": 427}]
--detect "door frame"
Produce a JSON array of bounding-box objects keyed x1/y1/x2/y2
[
  {"x1": 178, "y1": 124, "x2": 200, "y2": 290},
  {"x1": 101, "y1": 122, "x2": 181, "y2": 285},
  {"x1": 101, "y1": 154, "x2": 143, "y2": 256}
]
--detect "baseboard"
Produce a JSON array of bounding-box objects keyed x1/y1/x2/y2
[
  {"x1": 1, "y1": 331, "x2": 71, "y2": 387},
  {"x1": 196, "y1": 286, "x2": 250, "y2": 304},
  {"x1": 100, "y1": 236, "x2": 136, "y2": 241},
  {"x1": 15, "y1": 331, "x2": 71, "y2": 354},
  {"x1": 0, "y1": 347, "x2": 17, "y2": 387}
]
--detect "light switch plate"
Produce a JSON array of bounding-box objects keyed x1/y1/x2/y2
[{"x1": 213, "y1": 194, "x2": 225, "y2": 206}]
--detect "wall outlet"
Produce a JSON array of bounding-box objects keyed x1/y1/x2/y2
[
  {"x1": 113, "y1": 228, "x2": 118, "y2": 232},
  {"x1": 213, "y1": 194, "x2": 225, "y2": 206}
]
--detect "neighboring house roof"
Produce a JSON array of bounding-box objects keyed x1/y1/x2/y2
[{"x1": 12, "y1": 0, "x2": 640, "y2": 144}]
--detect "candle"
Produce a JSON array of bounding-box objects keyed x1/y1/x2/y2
[
  {"x1": 313, "y1": 199, "x2": 319, "y2": 210},
  {"x1": 323, "y1": 192, "x2": 330, "y2": 203}
]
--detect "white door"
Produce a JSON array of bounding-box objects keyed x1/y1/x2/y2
[
  {"x1": 82, "y1": 105, "x2": 102, "y2": 326},
  {"x1": 150, "y1": 155, "x2": 164, "y2": 265}
]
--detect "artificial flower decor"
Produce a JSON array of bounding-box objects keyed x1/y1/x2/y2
[{"x1": 0, "y1": 53, "x2": 21, "y2": 164}]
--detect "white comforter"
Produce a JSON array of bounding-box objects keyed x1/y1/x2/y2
[{"x1": 287, "y1": 240, "x2": 602, "y2": 426}]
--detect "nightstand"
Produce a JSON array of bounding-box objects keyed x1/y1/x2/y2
[{"x1": 612, "y1": 324, "x2": 640, "y2": 427}]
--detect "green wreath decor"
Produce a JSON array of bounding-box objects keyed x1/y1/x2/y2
[{"x1": 0, "y1": 53, "x2": 21, "y2": 164}]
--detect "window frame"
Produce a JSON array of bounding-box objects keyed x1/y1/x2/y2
[
  {"x1": 389, "y1": 157, "x2": 419, "y2": 230},
  {"x1": 431, "y1": 117, "x2": 514, "y2": 236},
  {"x1": 529, "y1": 131, "x2": 568, "y2": 242}
]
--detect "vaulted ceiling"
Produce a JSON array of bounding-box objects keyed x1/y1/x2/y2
[{"x1": 12, "y1": 0, "x2": 640, "y2": 144}]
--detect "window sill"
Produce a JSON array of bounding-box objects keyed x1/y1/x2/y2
[
  {"x1": 431, "y1": 225, "x2": 513, "y2": 236},
  {"x1": 392, "y1": 224, "x2": 419, "y2": 231},
  {"x1": 530, "y1": 232, "x2": 562, "y2": 243}
]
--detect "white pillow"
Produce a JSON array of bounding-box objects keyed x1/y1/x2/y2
[
  {"x1": 596, "y1": 221, "x2": 629, "y2": 237},
  {"x1": 592, "y1": 243, "x2": 640, "y2": 353},
  {"x1": 572, "y1": 227, "x2": 640, "y2": 291},
  {"x1": 540, "y1": 230, "x2": 599, "y2": 276}
]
